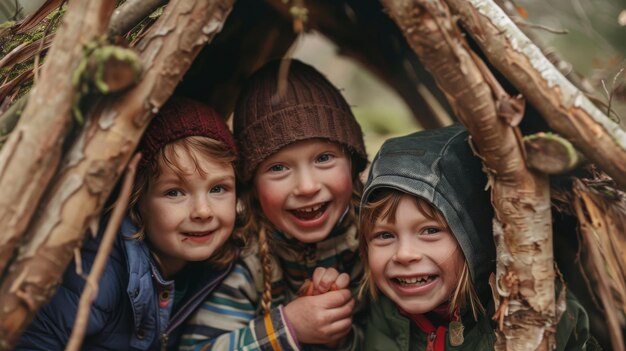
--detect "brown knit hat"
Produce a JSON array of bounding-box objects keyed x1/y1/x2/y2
[
  {"x1": 234, "y1": 59, "x2": 367, "y2": 181},
  {"x1": 139, "y1": 96, "x2": 237, "y2": 167}
]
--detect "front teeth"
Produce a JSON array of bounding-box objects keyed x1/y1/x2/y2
[
  {"x1": 298, "y1": 204, "x2": 323, "y2": 213},
  {"x1": 396, "y1": 276, "x2": 434, "y2": 286},
  {"x1": 185, "y1": 232, "x2": 209, "y2": 237}
]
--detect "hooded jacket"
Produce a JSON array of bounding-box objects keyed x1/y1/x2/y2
[
  {"x1": 361, "y1": 124, "x2": 591, "y2": 350},
  {"x1": 16, "y1": 217, "x2": 232, "y2": 351}
]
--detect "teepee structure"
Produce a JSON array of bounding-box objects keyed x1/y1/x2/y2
[{"x1": 0, "y1": 0, "x2": 624, "y2": 350}]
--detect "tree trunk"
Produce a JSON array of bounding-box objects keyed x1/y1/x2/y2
[
  {"x1": 380, "y1": 0, "x2": 556, "y2": 350},
  {"x1": 0, "y1": 0, "x2": 234, "y2": 349}
]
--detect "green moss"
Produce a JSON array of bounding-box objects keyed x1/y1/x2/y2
[
  {"x1": 72, "y1": 41, "x2": 142, "y2": 123},
  {"x1": 0, "y1": 6, "x2": 64, "y2": 99},
  {"x1": 93, "y1": 45, "x2": 142, "y2": 93}
]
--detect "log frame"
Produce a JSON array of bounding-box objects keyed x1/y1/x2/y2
[{"x1": 0, "y1": 0, "x2": 234, "y2": 348}]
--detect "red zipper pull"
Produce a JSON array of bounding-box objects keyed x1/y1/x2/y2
[{"x1": 426, "y1": 331, "x2": 436, "y2": 351}]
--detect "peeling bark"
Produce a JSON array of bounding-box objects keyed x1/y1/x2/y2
[
  {"x1": 0, "y1": 0, "x2": 234, "y2": 348},
  {"x1": 0, "y1": 0, "x2": 116, "y2": 283},
  {"x1": 380, "y1": 0, "x2": 556, "y2": 350},
  {"x1": 444, "y1": 0, "x2": 626, "y2": 191},
  {"x1": 573, "y1": 179, "x2": 626, "y2": 351}
]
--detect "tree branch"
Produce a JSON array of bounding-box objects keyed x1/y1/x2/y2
[
  {"x1": 444, "y1": 0, "x2": 626, "y2": 191},
  {"x1": 0, "y1": 0, "x2": 234, "y2": 348},
  {"x1": 381, "y1": 0, "x2": 556, "y2": 349},
  {"x1": 65, "y1": 154, "x2": 140, "y2": 351},
  {"x1": 0, "y1": 0, "x2": 116, "y2": 286}
]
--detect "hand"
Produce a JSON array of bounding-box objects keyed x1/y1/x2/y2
[
  {"x1": 283, "y1": 289, "x2": 355, "y2": 345},
  {"x1": 311, "y1": 267, "x2": 350, "y2": 294},
  {"x1": 298, "y1": 267, "x2": 350, "y2": 296}
]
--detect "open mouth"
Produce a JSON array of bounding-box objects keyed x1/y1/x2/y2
[
  {"x1": 289, "y1": 202, "x2": 329, "y2": 221},
  {"x1": 181, "y1": 231, "x2": 214, "y2": 240},
  {"x1": 393, "y1": 275, "x2": 437, "y2": 287}
]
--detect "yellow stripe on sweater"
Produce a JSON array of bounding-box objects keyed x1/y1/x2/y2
[{"x1": 263, "y1": 313, "x2": 282, "y2": 351}]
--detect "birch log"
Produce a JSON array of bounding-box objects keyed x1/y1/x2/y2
[
  {"x1": 380, "y1": 0, "x2": 556, "y2": 350},
  {"x1": 444, "y1": 0, "x2": 626, "y2": 191},
  {"x1": 0, "y1": 0, "x2": 234, "y2": 349}
]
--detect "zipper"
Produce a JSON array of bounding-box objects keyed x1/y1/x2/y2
[
  {"x1": 160, "y1": 333, "x2": 168, "y2": 351},
  {"x1": 426, "y1": 331, "x2": 436, "y2": 351},
  {"x1": 164, "y1": 260, "x2": 233, "y2": 334},
  {"x1": 304, "y1": 245, "x2": 316, "y2": 262}
]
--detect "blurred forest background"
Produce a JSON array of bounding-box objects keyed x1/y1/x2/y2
[{"x1": 1, "y1": 0, "x2": 625, "y2": 160}]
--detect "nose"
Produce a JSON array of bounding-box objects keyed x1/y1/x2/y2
[
  {"x1": 190, "y1": 196, "x2": 213, "y2": 221},
  {"x1": 293, "y1": 169, "x2": 321, "y2": 196},
  {"x1": 392, "y1": 240, "x2": 423, "y2": 265}
]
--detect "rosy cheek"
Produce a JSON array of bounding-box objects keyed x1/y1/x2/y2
[{"x1": 256, "y1": 189, "x2": 283, "y2": 217}]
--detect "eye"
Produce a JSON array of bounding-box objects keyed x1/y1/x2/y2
[
  {"x1": 269, "y1": 164, "x2": 286, "y2": 172},
  {"x1": 422, "y1": 227, "x2": 441, "y2": 235},
  {"x1": 210, "y1": 185, "x2": 226, "y2": 193},
  {"x1": 374, "y1": 231, "x2": 395, "y2": 240},
  {"x1": 316, "y1": 153, "x2": 334, "y2": 163},
  {"x1": 165, "y1": 189, "x2": 184, "y2": 198}
]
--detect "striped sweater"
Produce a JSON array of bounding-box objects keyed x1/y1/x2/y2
[{"x1": 179, "y1": 224, "x2": 363, "y2": 351}]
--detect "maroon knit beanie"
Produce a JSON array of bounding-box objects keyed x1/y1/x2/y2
[
  {"x1": 138, "y1": 96, "x2": 237, "y2": 167},
  {"x1": 234, "y1": 59, "x2": 367, "y2": 181}
]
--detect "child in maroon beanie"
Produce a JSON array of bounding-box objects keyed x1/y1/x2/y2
[
  {"x1": 181, "y1": 59, "x2": 367, "y2": 350},
  {"x1": 16, "y1": 97, "x2": 241, "y2": 351}
]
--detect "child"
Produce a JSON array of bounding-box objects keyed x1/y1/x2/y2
[
  {"x1": 16, "y1": 97, "x2": 240, "y2": 350},
  {"x1": 180, "y1": 59, "x2": 368, "y2": 350},
  {"x1": 358, "y1": 124, "x2": 592, "y2": 350}
]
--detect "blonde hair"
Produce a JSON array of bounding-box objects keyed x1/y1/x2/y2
[
  {"x1": 240, "y1": 145, "x2": 364, "y2": 314},
  {"x1": 127, "y1": 136, "x2": 243, "y2": 269},
  {"x1": 358, "y1": 189, "x2": 484, "y2": 320}
]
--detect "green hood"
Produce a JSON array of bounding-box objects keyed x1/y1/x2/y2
[{"x1": 362, "y1": 124, "x2": 496, "y2": 301}]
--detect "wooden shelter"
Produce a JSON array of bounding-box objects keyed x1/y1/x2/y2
[{"x1": 0, "y1": 0, "x2": 624, "y2": 350}]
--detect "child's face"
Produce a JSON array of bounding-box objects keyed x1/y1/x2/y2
[
  {"x1": 254, "y1": 139, "x2": 353, "y2": 243},
  {"x1": 139, "y1": 145, "x2": 236, "y2": 278},
  {"x1": 367, "y1": 194, "x2": 464, "y2": 315}
]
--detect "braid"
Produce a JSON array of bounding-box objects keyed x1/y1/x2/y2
[{"x1": 258, "y1": 224, "x2": 274, "y2": 314}]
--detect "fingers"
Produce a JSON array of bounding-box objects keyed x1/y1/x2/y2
[
  {"x1": 285, "y1": 292, "x2": 355, "y2": 345},
  {"x1": 312, "y1": 267, "x2": 352, "y2": 295},
  {"x1": 318, "y1": 288, "x2": 353, "y2": 308},
  {"x1": 297, "y1": 279, "x2": 315, "y2": 296},
  {"x1": 318, "y1": 306, "x2": 354, "y2": 344},
  {"x1": 312, "y1": 267, "x2": 339, "y2": 293},
  {"x1": 334, "y1": 273, "x2": 350, "y2": 290},
  {"x1": 324, "y1": 319, "x2": 353, "y2": 340}
]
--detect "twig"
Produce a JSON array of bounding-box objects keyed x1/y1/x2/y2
[
  {"x1": 33, "y1": 4, "x2": 64, "y2": 84},
  {"x1": 513, "y1": 19, "x2": 568, "y2": 35},
  {"x1": 276, "y1": 33, "x2": 303, "y2": 98},
  {"x1": 601, "y1": 67, "x2": 624, "y2": 124},
  {"x1": 65, "y1": 153, "x2": 141, "y2": 351},
  {"x1": 11, "y1": 0, "x2": 23, "y2": 21}
]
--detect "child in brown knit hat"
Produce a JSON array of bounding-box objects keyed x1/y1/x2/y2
[
  {"x1": 17, "y1": 96, "x2": 240, "y2": 350},
  {"x1": 181, "y1": 59, "x2": 368, "y2": 350}
]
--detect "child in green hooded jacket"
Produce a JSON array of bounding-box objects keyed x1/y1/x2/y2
[{"x1": 358, "y1": 124, "x2": 594, "y2": 350}]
